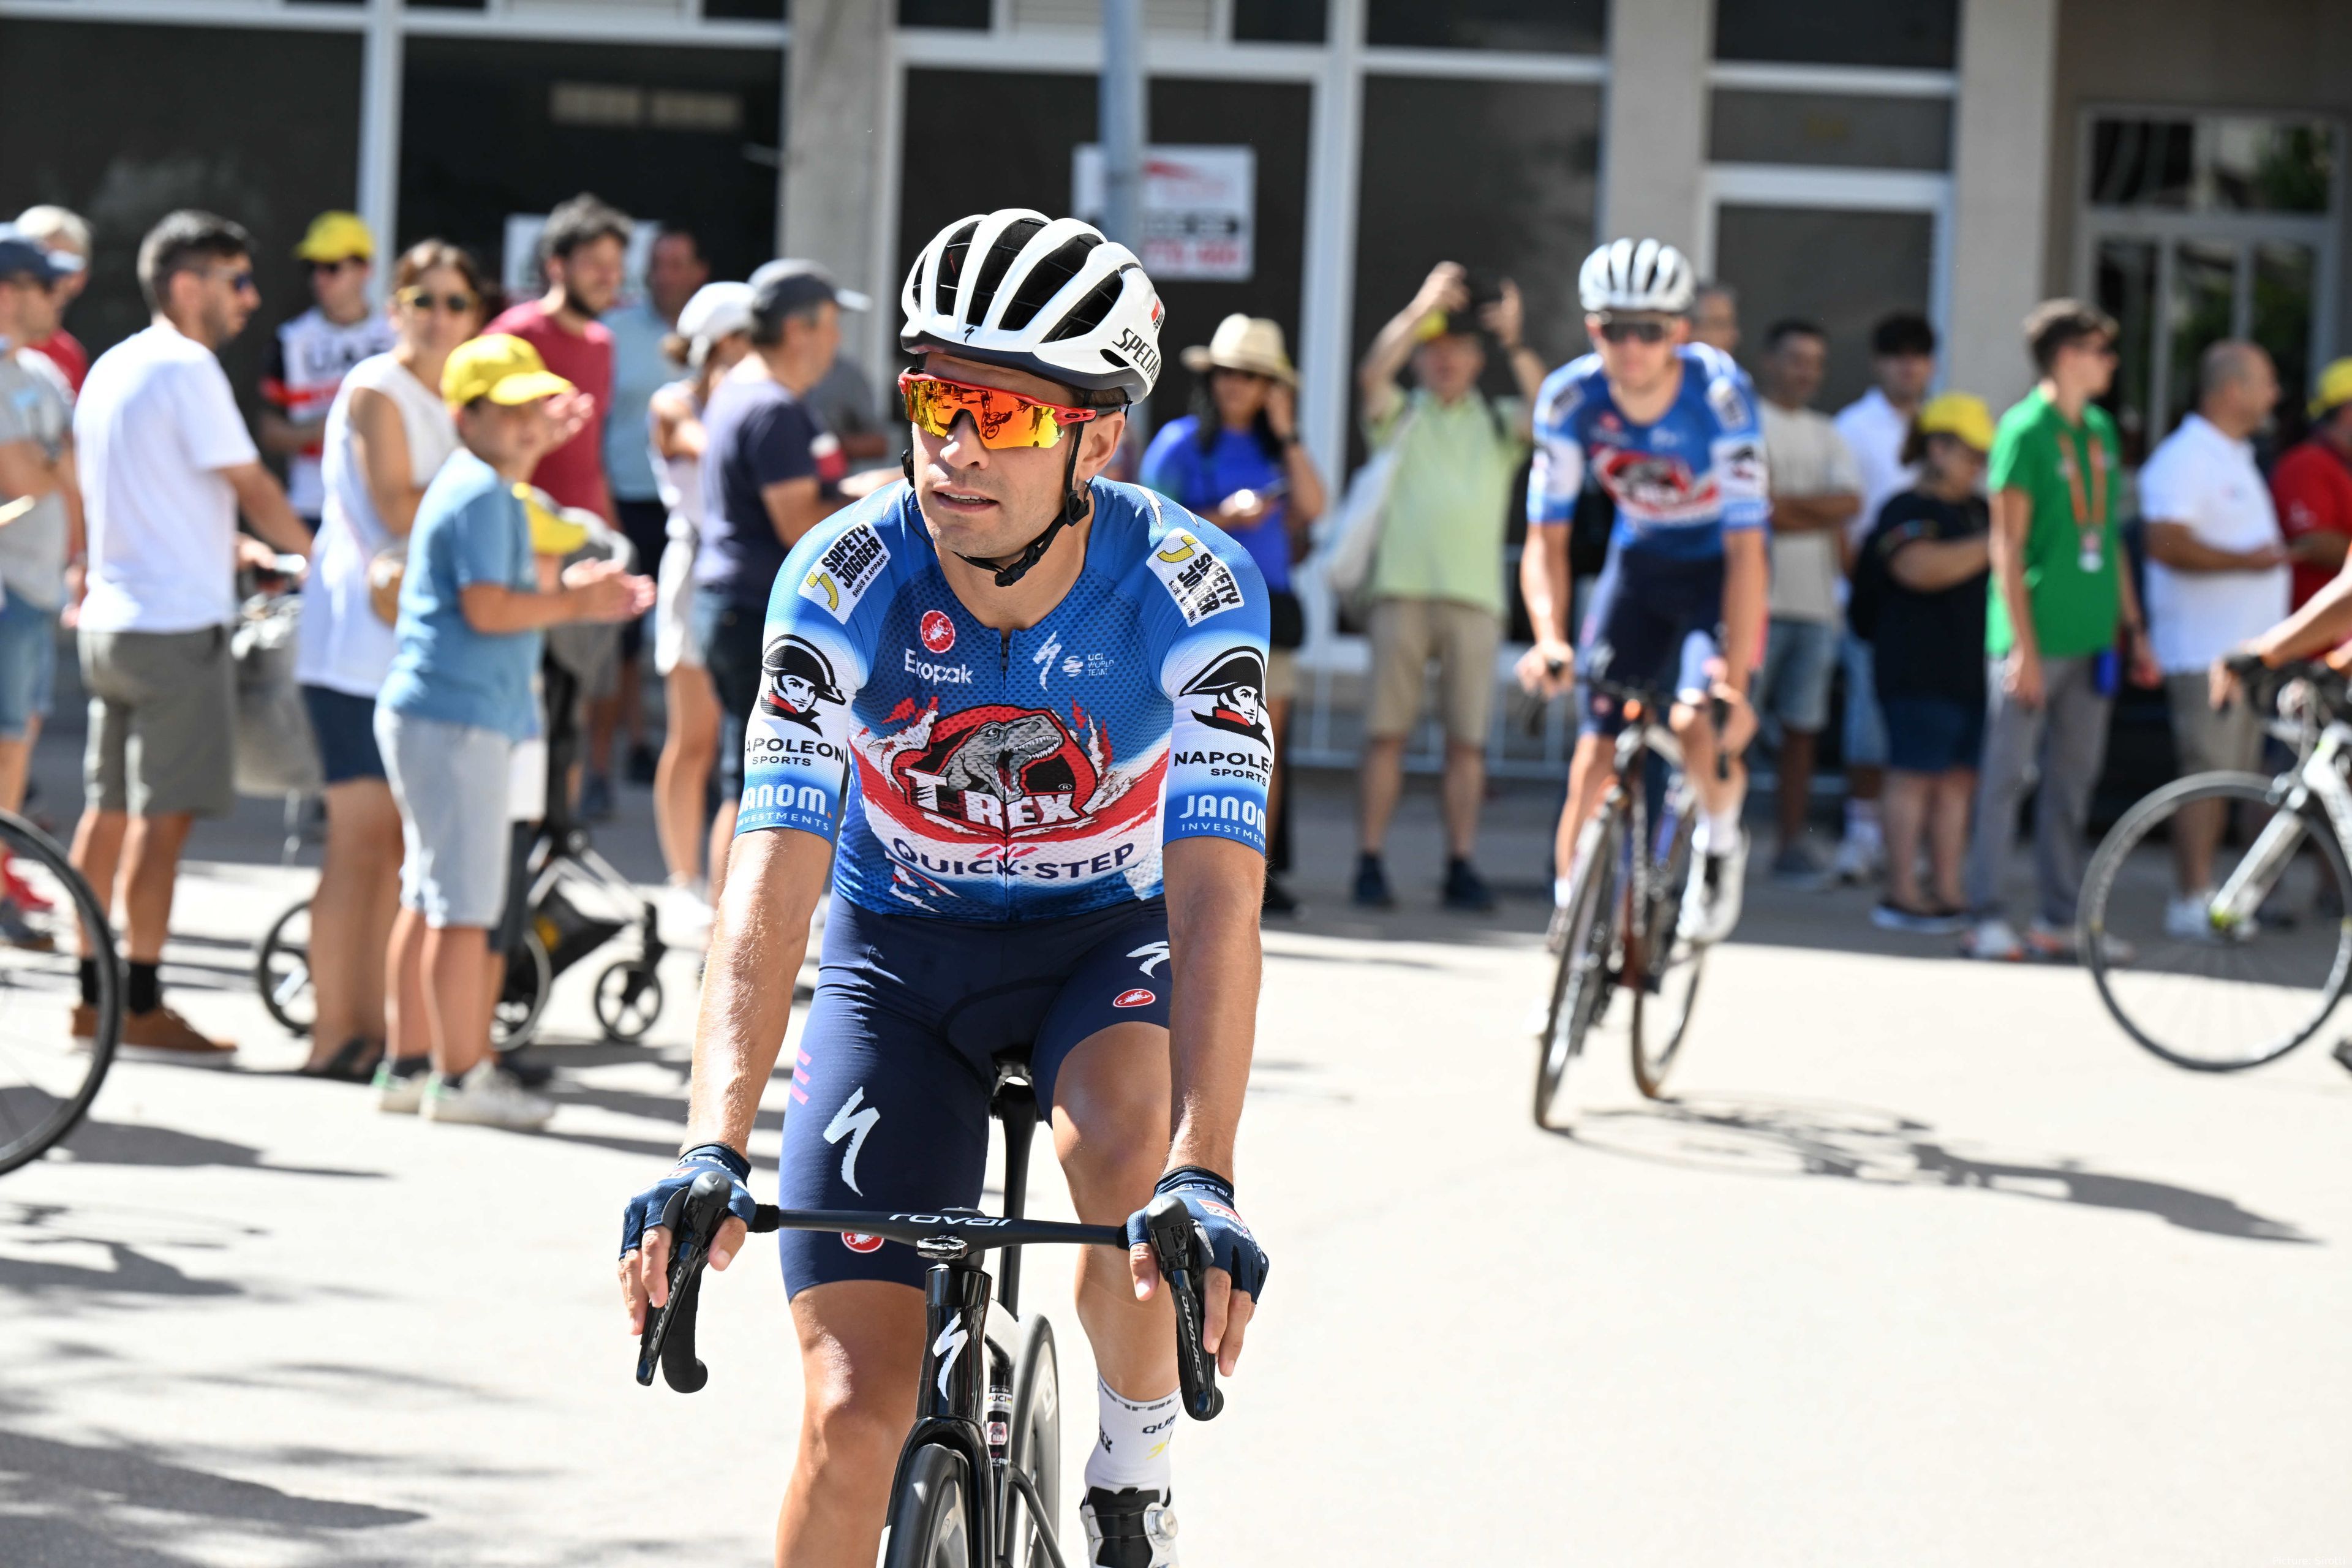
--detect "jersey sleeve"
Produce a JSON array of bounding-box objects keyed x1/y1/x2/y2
[
  {"x1": 1139, "y1": 507, "x2": 1275, "y2": 858},
  {"x1": 1526, "y1": 367, "x2": 1587, "y2": 529},
  {"x1": 734, "y1": 505, "x2": 895, "y2": 843},
  {"x1": 1702, "y1": 358, "x2": 1768, "y2": 533}
]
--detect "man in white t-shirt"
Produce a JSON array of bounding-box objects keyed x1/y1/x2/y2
[
  {"x1": 260, "y1": 212, "x2": 396, "y2": 530},
  {"x1": 1831, "y1": 311, "x2": 1938, "y2": 883},
  {"x1": 2140, "y1": 339, "x2": 2289, "y2": 934},
  {"x1": 1752, "y1": 320, "x2": 1862, "y2": 881},
  {"x1": 70, "y1": 209, "x2": 314, "y2": 1054}
]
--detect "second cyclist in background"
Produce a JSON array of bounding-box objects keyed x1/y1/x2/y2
[{"x1": 1518, "y1": 238, "x2": 1769, "y2": 946}]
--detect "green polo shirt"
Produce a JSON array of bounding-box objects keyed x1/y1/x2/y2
[
  {"x1": 1985, "y1": 388, "x2": 2123, "y2": 660},
  {"x1": 1365, "y1": 388, "x2": 1528, "y2": 616}
]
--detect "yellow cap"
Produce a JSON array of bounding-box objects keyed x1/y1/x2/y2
[
  {"x1": 514, "y1": 486, "x2": 590, "y2": 556},
  {"x1": 2310, "y1": 358, "x2": 2352, "y2": 418},
  {"x1": 295, "y1": 211, "x2": 375, "y2": 263},
  {"x1": 1916, "y1": 390, "x2": 1996, "y2": 453},
  {"x1": 443, "y1": 334, "x2": 575, "y2": 412}
]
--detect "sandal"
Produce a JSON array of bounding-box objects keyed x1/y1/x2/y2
[{"x1": 297, "y1": 1037, "x2": 383, "y2": 1083}]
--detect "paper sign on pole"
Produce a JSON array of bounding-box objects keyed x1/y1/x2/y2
[{"x1": 1073, "y1": 145, "x2": 1255, "y2": 282}]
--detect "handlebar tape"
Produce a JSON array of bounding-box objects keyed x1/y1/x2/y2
[{"x1": 1143, "y1": 1193, "x2": 1224, "y2": 1422}]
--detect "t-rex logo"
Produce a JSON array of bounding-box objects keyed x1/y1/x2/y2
[
  {"x1": 1179, "y1": 647, "x2": 1270, "y2": 746},
  {"x1": 1594, "y1": 448, "x2": 1701, "y2": 511},
  {"x1": 891, "y1": 703, "x2": 1102, "y2": 835},
  {"x1": 761, "y1": 635, "x2": 845, "y2": 734}
]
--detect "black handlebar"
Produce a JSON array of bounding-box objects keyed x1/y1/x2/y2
[{"x1": 634, "y1": 1173, "x2": 1224, "y2": 1422}]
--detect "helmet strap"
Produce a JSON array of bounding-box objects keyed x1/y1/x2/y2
[{"x1": 954, "y1": 433, "x2": 1088, "y2": 589}]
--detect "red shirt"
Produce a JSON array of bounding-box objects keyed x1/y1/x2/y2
[
  {"x1": 2271, "y1": 437, "x2": 2352, "y2": 607},
  {"x1": 484, "y1": 299, "x2": 615, "y2": 521},
  {"x1": 24, "y1": 328, "x2": 88, "y2": 396}
]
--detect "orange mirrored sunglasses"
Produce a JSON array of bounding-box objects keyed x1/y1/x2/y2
[{"x1": 899, "y1": 371, "x2": 1101, "y2": 451}]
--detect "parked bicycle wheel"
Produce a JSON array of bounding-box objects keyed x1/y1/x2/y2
[
  {"x1": 1536, "y1": 811, "x2": 1623, "y2": 1128},
  {"x1": 1005, "y1": 1313, "x2": 1061, "y2": 1568},
  {"x1": 881, "y1": 1442, "x2": 976, "y2": 1568},
  {"x1": 492, "y1": 927, "x2": 554, "y2": 1053},
  {"x1": 254, "y1": 897, "x2": 314, "y2": 1038},
  {"x1": 1630, "y1": 796, "x2": 1705, "y2": 1099},
  {"x1": 0, "y1": 811, "x2": 121, "y2": 1175},
  {"x1": 2081, "y1": 771, "x2": 2352, "y2": 1071}
]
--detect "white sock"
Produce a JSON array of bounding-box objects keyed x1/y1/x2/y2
[
  {"x1": 1844, "y1": 799, "x2": 1882, "y2": 845},
  {"x1": 1554, "y1": 875, "x2": 1574, "y2": 908},
  {"x1": 1697, "y1": 809, "x2": 1743, "y2": 855},
  {"x1": 1086, "y1": 1378, "x2": 1178, "y2": 1493}
]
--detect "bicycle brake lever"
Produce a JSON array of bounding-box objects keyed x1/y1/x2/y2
[
  {"x1": 1143, "y1": 1193, "x2": 1224, "y2": 1422},
  {"x1": 634, "y1": 1169, "x2": 736, "y2": 1392},
  {"x1": 1709, "y1": 693, "x2": 1731, "y2": 782}
]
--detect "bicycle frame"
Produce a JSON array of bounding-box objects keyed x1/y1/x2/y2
[{"x1": 2211, "y1": 718, "x2": 2352, "y2": 930}]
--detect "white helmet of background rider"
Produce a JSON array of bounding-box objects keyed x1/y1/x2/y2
[
  {"x1": 1577, "y1": 237, "x2": 1696, "y2": 316},
  {"x1": 900, "y1": 208, "x2": 1164, "y2": 404}
]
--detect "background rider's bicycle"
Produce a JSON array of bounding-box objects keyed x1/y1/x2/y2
[
  {"x1": 0, "y1": 809, "x2": 121, "y2": 1174},
  {"x1": 1534, "y1": 667, "x2": 1724, "y2": 1126},
  {"x1": 636, "y1": 1049, "x2": 1222, "y2": 1568},
  {"x1": 2081, "y1": 655, "x2": 2352, "y2": 1072}
]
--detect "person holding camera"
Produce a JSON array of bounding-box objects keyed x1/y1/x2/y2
[{"x1": 1352, "y1": 261, "x2": 1544, "y2": 911}]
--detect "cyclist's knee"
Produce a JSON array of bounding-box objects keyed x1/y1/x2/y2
[{"x1": 800, "y1": 1379, "x2": 909, "y2": 1476}]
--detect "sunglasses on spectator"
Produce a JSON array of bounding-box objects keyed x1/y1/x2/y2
[
  {"x1": 202, "y1": 266, "x2": 258, "y2": 295},
  {"x1": 899, "y1": 371, "x2": 1102, "y2": 451},
  {"x1": 398, "y1": 287, "x2": 478, "y2": 315},
  {"x1": 307, "y1": 257, "x2": 362, "y2": 276},
  {"x1": 1596, "y1": 319, "x2": 1671, "y2": 345}
]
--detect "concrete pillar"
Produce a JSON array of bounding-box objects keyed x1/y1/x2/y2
[
  {"x1": 1599, "y1": 0, "x2": 1711, "y2": 254},
  {"x1": 783, "y1": 0, "x2": 891, "y2": 374},
  {"x1": 1947, "y1": 0, "x2": 2061, "y2": 409}
]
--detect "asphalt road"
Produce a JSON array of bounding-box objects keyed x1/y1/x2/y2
[{"x1": 3, "y1": 731, "x2": 2348, "y2": 1566}]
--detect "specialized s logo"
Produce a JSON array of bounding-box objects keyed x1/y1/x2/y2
[
  {"x1": 1180, "y1": 646, "x2": 1270, "y2": 745},
  {"x1": 932, "y1": 1318, "x2": 970, "y2": 1401},
  {"x1": 824, "y1": 1086, "x2": 880, "y2": 1195},
  {"x1": 761, "y1": 635, "x2": 846, "y2": 735}
]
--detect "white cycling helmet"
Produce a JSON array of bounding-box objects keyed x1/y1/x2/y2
[
  {"x1": 900, "y1": 208, "x2": 1163, "y2": 404},
  {"x1": 1578, "y1": 238, "x2": 1696, "y2": 316},
  {"x1": 675, "y1": 281, "x2": 755, "y2": 368}
]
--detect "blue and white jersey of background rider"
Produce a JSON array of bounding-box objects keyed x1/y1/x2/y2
[{"x1": 736, "y1": 477, "x2": 1272, "y2": 921}]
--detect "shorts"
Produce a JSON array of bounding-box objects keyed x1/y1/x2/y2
[
  {"x1": 1575, "y1": 547, "x2": 1723, "y2": 736},
  {"x1": 2166, "y1": 671, "x2": 2264, "y2": 776},
  {"x1": 696, "y1": 594, "x2": 768, "y2": 800},
  {"x1": 654, "y1": 533, "x2": 703, "y2": 676},
  {"x1": 778, "y1": 893, "x2": 1173, "y2": 1297},
  {"x1": 1366, "y1": 597, "x2": 1500, "y2": 747},
  {"x1": 375, "y1": 706, "x2": 514, "y2": 929},
  {"x1": 1841, "y1": 630, "x2": 1887, "y2": 769},
  {"x1": 614, "y1": 498, "x2": 669, "y2": 663},
  {"x1": 301, "y1": 684, "x2": 388, "y2": 785},
  {"x1": 1880, "y1": 693, "x2": 1986, "y2": 774},
  {"x1": 80, "y1": 624, "x2": 236, "y2": 817},
  {"x1": 1756, "y1": 617, "x2": 1839, "y2": 734},
  {"x1": 0, "y1": 594, "x2": 59, "y2": 739}
]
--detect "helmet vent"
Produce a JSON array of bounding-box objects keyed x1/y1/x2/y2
[
  {"x1": 998, "y1": 235, "x2": 1096, "y2": 334},
  {"x1": 969, "y1": 217, "x2": 1047, "y2": 318},
  {"x1": 1044, "y1": 263, "x2": 1131, "y2": 344}
]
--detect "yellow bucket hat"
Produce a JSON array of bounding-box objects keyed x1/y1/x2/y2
[
  {"x1": 295, "y1": 211, "x2": 375, "y2": 263},
  {"x1": 1916, "y1": 390, "x2": 1996, "y2": 453},
  {"x1": 2310, "y1": 358, "x2": 2352, "y2": 419},
  {"x1": 443, "y1": 334, "x2": 575, "y2": 412}
]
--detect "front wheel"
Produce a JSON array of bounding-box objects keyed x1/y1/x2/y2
[
  {"x1": 2081, "y1": 771, "x2": 2352, "y2": 1071},
  {"x1": 1536, "y1": 809, "x2": 1623, "y2": 1129},
  {"x1": 1006, "y1": 1314, "x2": 1061, "y2": 1568},
  {"x1": 1630, "y1": 796, "x2": 1705, "y2": 1099},
  {"x1": 881, "y1": 1442, "x2": 977, "y2": 1568}
]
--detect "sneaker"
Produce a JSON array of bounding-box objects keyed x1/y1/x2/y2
[
  {"x1": 2165, "y1": 892, "x2": 2218, "y2": 941},
  {"x1": 625, "y1": 743, "x2": 658, "y2": 786},
  {"x1": 120, "y1": 1005, "x2": 235, "y2": 1054},
  {"x1": 580, "y1": 772, "x2": 616, "y2": 821},
  {"x1": 1961, "y1": 916, "x2": 2024, "y2": 962},
  {"x1": 1351, "y1": 853, "x2": 1394, "y2": 910},
  {"x1": 1872, "y1": 899, "x2": 1964, "y2": 935},
  {"x1": 421, "y1": 1061, "x2": 554, "y2": 1129},
  {"x1": 371, "y1": 1057, "x2": 431, "y2": 1115},
  {"x1": 2025, "y1": 919, "x2": 2081, "y2": 962},
  {"x1": 1679, "y1": 831, "x2": 1748, "y2": 945},
  {"x1": 1080, "y1": 1484, "x2": 1178, "y2": 1568},
  {"x1": 1768, "y1": 839, "x2": 1832, "y2": 889},
  {"x1": 0, "y1": 853, "x2": 54, "y2": 913},
  {"x1": 0, "y1": 897, "x2": 55, "y2": 952},
  {"x1": 1830, "y1": 832, "x2": 1883, "y2": 886},
  {"x1": 1260, "y1": 873, "x2": 1298, "y2": 916},
  {"x1": 1442, "y1": 858, "x2": 1495, "y2": 912}
]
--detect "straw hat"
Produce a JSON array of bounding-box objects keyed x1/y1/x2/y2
[{"x1": 1180, "y1": 314, "x2": 1297, "y2": 385}]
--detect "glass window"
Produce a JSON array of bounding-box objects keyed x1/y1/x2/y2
[
  {"x1": 2089, "y1": 115, "x2": 2336, "y2": 214},
  {"x1": 1712, "y1": 205, "x2": 1935, "y2": 413},
  {"x1": 0, "y1": 20, "x2": 363, "y2": 429},
  {"x1": 707, "y1": 0, "x2": 786, "y2": 18},
  {"x1": 401, "y1": 37, "x2": 783, "y2": 296},
  {"x1": 1708, "y1": 90, "x2": 1951, "y2": 171},
  {"x1": 2253, "y1": 241, "x2": 2315, "y2": 447},
  {"x1": 2094, "y1": 237, "x2": 2158, "y2": 463},
  {"x1": 1365, "y1": 0, "x2": 1605, "y2": 55},
  {"x1": 1714, "y1": 0, "x2": 1956, "y2": 70},
  {"x1": 897, "y1": 0, "x2": 990, "y2": 26},
  {"x1": 1234, "y1": 0, "x2": 1327, "y2": 43}
]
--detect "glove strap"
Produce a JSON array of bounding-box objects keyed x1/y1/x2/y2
[
  {"x1": 1156, "y1": 1165, "x2": 1235, "y2": 1205},
  {"x1": 679, "y1": 1142, "x2": 751, "y2": 1182}
]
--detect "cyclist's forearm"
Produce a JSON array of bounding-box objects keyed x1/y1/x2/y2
[
  {"x1": 1720, "y1": 530, "x2": 1768, "y2": 693},
  {"x1": 2255, "y1": 570, "x2": 2352, "y2": 663},
  {"x1": 1520, "y1": 527, "x2": 1573, "y2": 644},
  {"x1": 684, "y1": 829, "x2": 829, "y2": 1155},
  {"x1": 1162, "y1": 838, "x2": 1264, "y2": 1179}
]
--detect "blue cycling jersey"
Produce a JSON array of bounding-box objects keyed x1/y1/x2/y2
[
  {"x1": 736, "y1": 478, "x2": 1273, "y2": 922},
  {"x1": 1526, "y1": 342, "x2": 1768, "y2": 561}
]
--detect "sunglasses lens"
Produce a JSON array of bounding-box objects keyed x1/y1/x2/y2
[
  {"x1": 902, "y1": 377, "x2": 1072, "y2": 450},
  {"x1": 1602, "y1": 321, "x2": 1666, "y2": 344}
]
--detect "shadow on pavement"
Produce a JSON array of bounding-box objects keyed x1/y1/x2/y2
[
  {"x1": 55, "y1": 1119, "x2": 384, "y2": 1179},
  {"x1": 1558, "y1": 1093, "x2": 2315, "y2": 1243},
  {"x1": 0, "y1": 1238, "x2": 243, "y2": 1299},
  {"x1": 0, "y1": 1513, "x2": 206, "y2": 1568},
  {"x1": 0, "y1": 1427, "x2": 426, "y2": 1531}
]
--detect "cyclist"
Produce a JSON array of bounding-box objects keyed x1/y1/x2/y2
[
  {"x1": 1518, "y1": 238, "x2": 1768, "y2": 946},
  {"x1": 619, "y1": 209, "x2": 1271, "y2": 1568}
]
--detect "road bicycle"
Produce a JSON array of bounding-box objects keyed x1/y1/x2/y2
[
  {"x1": 1535, "y1": 668, "x2": 1725, "y2": 1126},
  {"x1": 2081, "y1": 656, "x2": 2352, "y2": 1072},
  {"x1": 0, "y1": 808, "x2": 121, "y2": 1174},
  {"x1": 636, "y1": 1049, "x2": 1222, "y2": 1568}
]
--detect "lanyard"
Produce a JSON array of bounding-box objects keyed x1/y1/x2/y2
[{"x1": 2055, "y1": 421, "x2": 2108, "y2": 571}]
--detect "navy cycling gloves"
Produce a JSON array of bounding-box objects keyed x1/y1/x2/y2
[
  {"x1": 620, "y1": 1142, "x2": 757, "y2": 1259},
  {"x1": 1128, "y1": 1166, "x2": 1269, "y2": 1303}
]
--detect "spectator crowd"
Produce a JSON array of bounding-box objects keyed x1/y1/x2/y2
[{"x1": 7, "y1": 190, "x2": 2352, "y2": 1129}]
